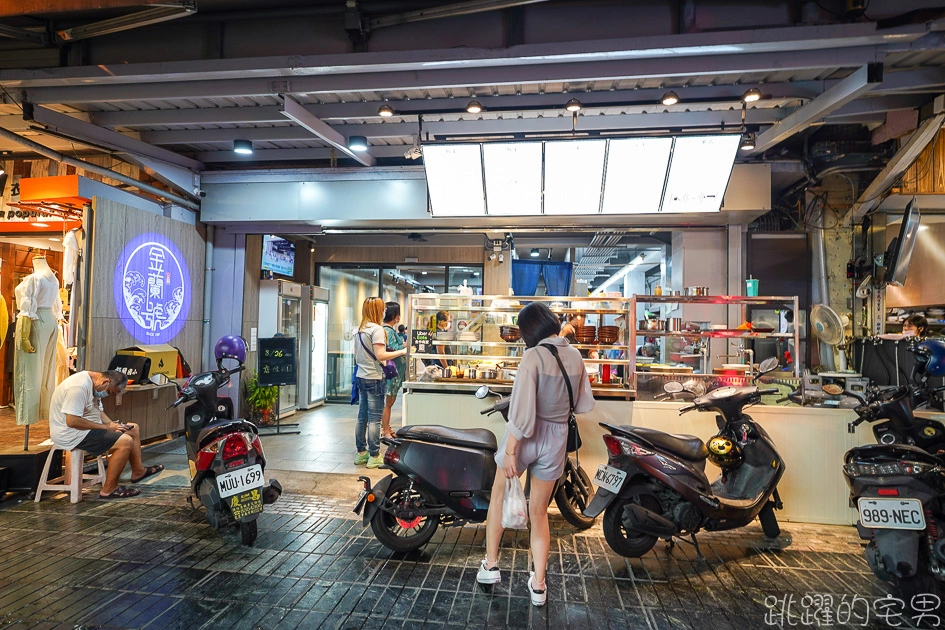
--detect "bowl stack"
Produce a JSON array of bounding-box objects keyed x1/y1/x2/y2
[
  {"x1": 598, "y1": 326, "x2": 620, "y2": 344},
  {"x1": 499, "y1": 325, "x2": 520, "y2": 342},
  {"x1": 575, "y1": 325, "x2": 596, "y2": 344}
]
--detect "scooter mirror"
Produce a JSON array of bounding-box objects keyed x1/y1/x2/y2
[
  {"x1": 663, "y1": 382, "x2": 685, "y2": 394},
  {"x1": 475, "y1": 385, "x2": 491, "y2": 399},
  {"x1": 149, "y1": 373, "x2": 169, "y2": 386},
  {"x1": 758, "y1": 357, "x2": 779, "y2": 374},
  {"x1": 822, "y1": 384, "x2": 843, "y2": 396}
]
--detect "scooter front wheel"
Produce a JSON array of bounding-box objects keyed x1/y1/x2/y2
[
  {"x1": 554, "y1": 462, "x2": 596, "y2": 530},
  {"x1": 602, "y1": 488, "x2": 662, "y2": 558},
  {"x1": 371, "y1": 476, "x2": 439, "y2": 553}
]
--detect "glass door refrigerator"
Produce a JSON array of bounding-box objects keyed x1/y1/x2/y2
[
  {"x1": 299, "y1": 286, "x2": 329, "y2": 409},
  {"x1": 258, "y1": 279, "x2": 302, "y2": 416}
]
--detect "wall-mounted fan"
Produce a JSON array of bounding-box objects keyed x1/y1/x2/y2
[{"x1": 810, "y1": 303, "x2": 851, "y2": 371}]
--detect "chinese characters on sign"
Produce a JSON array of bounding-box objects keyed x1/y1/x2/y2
[
  {"x1": 257, "y1": 337, "x2": 298, "y2": 387},
  {"x1": 114, "y1": 233, "x2": 191, "y2": 344},
  {"x1": 764, "y1": 592, "x2": 942, "y2": 627}
]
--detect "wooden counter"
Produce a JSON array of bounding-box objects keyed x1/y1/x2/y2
[{"x1": 102, "y1": 382, "x2": 184, "y2": 441}]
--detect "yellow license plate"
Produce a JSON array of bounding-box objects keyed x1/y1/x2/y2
[{"x1": 228, "y1": 488, "x2": 264, "y2": 520}]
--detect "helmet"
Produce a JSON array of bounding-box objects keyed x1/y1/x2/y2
[
  {"x1": 914, "y1": 340, "x2": 945, "y2": 377},
  {"x1": 214, "y1": 335, "x2": 246, "y2": 366},
  {"x1": 707, "y1": 434, "x2": 742, "y2": 469}
]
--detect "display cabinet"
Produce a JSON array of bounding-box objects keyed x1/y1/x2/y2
[
  {"x1": 406, "y1": 294, "x2": 635, "y2": 398},
  {"x1": 631, "y1": 294, "x2": 801, "y2": 391}
]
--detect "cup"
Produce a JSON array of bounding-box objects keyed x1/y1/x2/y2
[{"x1": 745, "y1": 278, "x2": 759, "y2": 297}]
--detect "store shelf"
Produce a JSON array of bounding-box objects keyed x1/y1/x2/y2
[
  {"x1": 635, "y1": 294, "x2": 797, "y2": 305},
  {"x1": 635, "y1": 330, "x2": 793, "y2": 339}
]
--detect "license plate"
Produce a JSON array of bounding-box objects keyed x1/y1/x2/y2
[
  {"x1": 593, "y1": 464, "x2": 627, "y2": 494},
  {"x1": 858, "y1": 497, "x2": 926, "y2": 530},
  {"x1": 228, "y1": 488, "x2": 263, "y2": 519},
  {"x1": 217, "y1": 464, "x2": 263, "y2": 498}
]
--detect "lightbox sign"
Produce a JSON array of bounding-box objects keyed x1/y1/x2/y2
[{"x1": 114, "y1": 232, "x2": 191, "y2": 344}]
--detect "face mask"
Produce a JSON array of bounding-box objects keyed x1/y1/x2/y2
[
  {"x1": 903, "y1": 329, "x2": 917, "y2": 337},
  {"x1": 94, "y1": 389, "x2": 109, "y2": 399}
]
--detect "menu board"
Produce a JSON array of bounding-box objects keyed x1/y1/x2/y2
[{"x1": 258, "y1": 336, "x2": 298, "y2": 386}]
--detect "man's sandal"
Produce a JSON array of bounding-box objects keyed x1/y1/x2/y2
[
  {"x1": 99, "y1": 486, "x2": 140, "y2": 499},
  {"x1": 130, "y1": 464, "x2": 164, "y2": 483}
]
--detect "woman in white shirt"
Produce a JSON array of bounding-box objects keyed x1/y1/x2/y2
[
  {"x1": 477, "y1": 302, "x2": 595, "y2": 606},
  {"x1": 354, "y1": 297, "x2": 407, "y2": 469}
]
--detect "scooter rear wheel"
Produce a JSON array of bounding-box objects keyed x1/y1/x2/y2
[
  {"x1": 371, "y1": 476, "x2": 439, "y2": 553},
  {"x1": 758, "y1": 502, "x2": 780, "y2": 539},
  {"x1": 602, "y1": 488, "x2": 661, "y2": 558},
  {"x1": 240, "y1": 519, "x2": 257, "y2": 546},
  {"x1": 554, "y1": 462, "x2": 596, "y2": 530}
]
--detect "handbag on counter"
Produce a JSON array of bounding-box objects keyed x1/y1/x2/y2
[
  {"x1": 358, "y1": 332, "x2": 399, "y2": 381},
  {"x1": 540, "y1": 343, "x2": 583, "y2": 453}
]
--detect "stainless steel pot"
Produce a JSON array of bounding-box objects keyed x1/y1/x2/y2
[
  {"x1": 499, "y1": 368, "x2": 517, "y2": 380},
  {"x1": 639, "y1": 319, "x2": 664, "y2": 331},
  {"x1": 478, "y1": 369, "x2": 498, "y2": 380},
  {"x1": 665, "y1": 317, "x2": 683, "y2": 332}
]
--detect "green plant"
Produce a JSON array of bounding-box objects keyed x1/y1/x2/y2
[{"x1": 245, "y1": 372, "x2": 280, "y2": 422}]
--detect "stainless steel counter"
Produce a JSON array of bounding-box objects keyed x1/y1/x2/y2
[{"x1": 403, "y1": 380, "x2": 635, "y2": 399}]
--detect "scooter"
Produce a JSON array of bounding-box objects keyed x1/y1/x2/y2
[
  {"x1": 168, "y1": 338, "x2": 282, "y2": 546},
  {"x1": 354, "y1": 386, "x2": 596, "y2": 553},
  {"x1": 585, "y1": 357, "x2": 785, "y2": 558}
]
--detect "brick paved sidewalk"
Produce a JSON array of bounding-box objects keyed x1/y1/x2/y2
[{"x1": 0, "y1": 484, "x2": 921, "y2": 630}]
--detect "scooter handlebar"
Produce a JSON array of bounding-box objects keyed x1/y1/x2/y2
[
  {"x1": 758, "y1": 387, "x2": 779, "y2": 396},
  {"x1": 678, "y1": 404, "x2": 697, "y2": 415}
]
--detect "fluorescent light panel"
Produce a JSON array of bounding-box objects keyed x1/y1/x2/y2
[
  {"x1": 601, "y1": 137, "x2": 672, "y2": 214},
  {"x1": 482, "y1": 142, "x2": 543, "y2": 216},
  {"x1": 543, "y1": 140, "x2": 606, "y2": 215},
  {"x1": 424, "y1": 144, "x2": 486, "y2": 216},
  {"x1": 660, "y1": 135, "x2": 740, "y2": 213}
]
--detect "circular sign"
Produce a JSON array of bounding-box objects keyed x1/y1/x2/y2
[{"x1": 113, "y1": 232, "x2": 191, "y2": 344}]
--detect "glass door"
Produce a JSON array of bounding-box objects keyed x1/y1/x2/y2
[
  {"x1": 280, "y1": 296, "x2": 301, "y2": 412},
  {"x1": 310, "y1": 301, "x2": 328, "y2": 405}
]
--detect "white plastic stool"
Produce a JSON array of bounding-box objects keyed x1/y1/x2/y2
[{"x1": 35, "y1": 439, "x2": 106, "y2": 504}]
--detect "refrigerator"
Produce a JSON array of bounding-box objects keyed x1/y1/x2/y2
[
  {"x1": 258, "y1": 279, "x2": 303, "y2": 415},
  {"x1": 300, "y1": 285, "x2": 330, "y2": 409}
]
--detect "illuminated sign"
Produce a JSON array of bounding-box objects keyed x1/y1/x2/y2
[{"x1": 114, "y1": 232, "x2": 190, "y2": 344}]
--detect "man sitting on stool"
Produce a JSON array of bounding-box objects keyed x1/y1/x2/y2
[{"x1": 49, "y1": 369, "x2": 164, "y2": 499}]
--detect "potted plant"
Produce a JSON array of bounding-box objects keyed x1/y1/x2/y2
[{"x1": 244, "y1": 372, "x2": 280, "y2": 424}]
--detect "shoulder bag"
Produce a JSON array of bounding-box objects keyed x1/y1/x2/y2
[
  {"x1": 358, "y1": 331, "x2": 399, "y2": 381},
  {"x1": 539, "y1": 343, "x2": 582, "y2": 453}
]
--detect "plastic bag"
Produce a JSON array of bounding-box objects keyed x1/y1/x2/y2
[{"x1": 501, "y1": 476, "x2": 529, "y2": 530}]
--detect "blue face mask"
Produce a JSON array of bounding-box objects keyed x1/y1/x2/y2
[{"x1": 94, "y1": 389, "x2": 109, "y2": 399}]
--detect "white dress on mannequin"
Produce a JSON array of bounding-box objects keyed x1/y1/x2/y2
[{"x1": 13, "y1": 257, "x2": 62, "y2": 426}]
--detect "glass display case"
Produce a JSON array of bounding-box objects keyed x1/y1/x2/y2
[{"x1": 406, "y1": 294, "x2": 635, "y2": 398}]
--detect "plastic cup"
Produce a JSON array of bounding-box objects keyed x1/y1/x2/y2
[{"x1": 745, "y1": 278, "x2": 759, "y2": 297}]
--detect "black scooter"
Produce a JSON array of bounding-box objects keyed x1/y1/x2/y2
[
  {"x1": 169, "y1": 362, "x2": 282, "y2": 545},
  {"x1": 585, "y1": 357, "x2": 785, "y2": 558},
  {"x1": 354, "y1": 386, "x2": 596, "y2": 553}
]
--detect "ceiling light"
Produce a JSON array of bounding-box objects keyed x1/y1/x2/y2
[
  {"x1": 530, "y1": 248, "x2": 540, "y2": 257},
  {"x1": 742, "y1": 88, "x2": 762, "y2": 103},
  {"x1": 348, "y1": 135, "x2": 369, "y2": 152},
  {"x1": 0, "y1": 168, "x2": 4, "y2": 175},
  {"x1": 33, "y1": 222, "x2": 49, "y2": 227},
  {"x1": 465, "y1": 100, "x2": 483, "y2": 114},
  {"x1": 565, "y1": 98, "x2": 583, "y2": 112},
  {"x1": 49, "y1": 238, "x2": 60, "y2": 242},
  {"x1": 310, "y1": 247, "x2": 315, "y2": 253},
  {"x1": 473, "y1": 271, "x2": 480, "y2": 276},
  {"x1": 233, "y1": 139, "x2": 253, "y2": 155},
  {"x1": 739, "y1": 133, "x2": 756, "y2": 151},
  {"x1": 660, "y1": 91, "x2": 679, "y2": 106},
  {"x1": 421, "y1": 271, "x2": 428, "y2": 275},
  {"x1": 377, "y1": 104, "x2": 394, "y2": 117}
]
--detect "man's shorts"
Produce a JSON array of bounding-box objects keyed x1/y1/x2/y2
[{"x1": 75, "y1": 429, "x2": 121, "y2": 457}]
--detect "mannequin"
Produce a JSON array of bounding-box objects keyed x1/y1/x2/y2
[{"x1": 13, "y1": 254, "x2": 63, "y2": 438}]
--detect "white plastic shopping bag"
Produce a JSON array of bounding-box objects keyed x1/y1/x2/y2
[{"x1": 501, "y1": 476, "x2": 529, "y2": 530}]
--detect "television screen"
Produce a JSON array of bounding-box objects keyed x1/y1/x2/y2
[
  {"x1": 262, "y1": 235, "x2": 295, "y2": 276},
  {"x1": 884, "y1": 197, "x2": 921, "y2": 287}
]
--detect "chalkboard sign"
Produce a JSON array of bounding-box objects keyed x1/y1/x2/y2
[
  {"x1": 412, "y1": 329, "x2": 432, "y2": 353},
  {"x1": 258, "y1": 337, "x2": 298, "y2": 386}
]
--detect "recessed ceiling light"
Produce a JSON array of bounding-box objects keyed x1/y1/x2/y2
[
  {"x1": 377, "y1": 104, "x2": 394, "y2": 117},
  {"x1": 465, "y1": 100, "x2": 483, "y2": 114},
  {"x1": 348, "y1": 135, "x2": 369, "y2": 152},
  {"x1": 233, "y1": 139, "x2": 253, "y2": 155},
  {"x1": 565, "y1": 98, "x2": 583, "y2": 112},
  {"x1": 742, "y1": 88, "x2": 762, "y2": 103},
  {"x1": 660, "y1": 91, "x2": 679, "y2": 106},
  {"x1": 421, "y1": 271, "x2": 428, "y2": 275}
]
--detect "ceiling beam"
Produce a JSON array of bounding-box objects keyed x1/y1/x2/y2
[
  {"x1": 18, "y1": 45, "x2": 890, "y2": 104},
  {"x1": 57, "y1": 2, "x2": 196, "y2": 41},
  {"x1": 845, "y1": 109, "x2": 945, "y2": 224},
  {"x1": 280, "y1": 95, "x2": 375, "y2": 167},
  {"x1": 27, "y1": 104, "x2": 204, "y2": 171},
  {"x1": 747, "y1": 63, "x2": 883, "y2": 155},
  {"x1": 0, "y1": 23, "x2": 47, "y2": 46},
  {"x1": 195, "y1": 146, "x2": 411, "y2": 163}
]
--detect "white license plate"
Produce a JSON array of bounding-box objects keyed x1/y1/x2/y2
[
  {"x1": 217, "y1": 465, "x2": 264, "y2": 499},
  {"x1": 593, "y1": 464, "x2": 627, "y2": 494},
  {"x1": 858, "y1": 497, "x2": 926, "y2": 530}
]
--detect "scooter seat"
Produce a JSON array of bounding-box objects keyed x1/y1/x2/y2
[
  {"x1": 396, "y1": 425, "x2": 498, "y2": 453},
  {"x1": 625, "y1": 426, "x2": 708, "y2": 462}
]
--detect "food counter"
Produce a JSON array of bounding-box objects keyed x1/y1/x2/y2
[
  {"x1": 402, "y1": 383, "x2": 873, "y2": 526},
  {"x1": 102, "y1": 381, "x2": 185, "y2": 441}
]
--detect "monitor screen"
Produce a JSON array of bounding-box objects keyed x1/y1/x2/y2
[
  {"x1": 261, "y1": 235, "x2": 295, "y2": 276},
  {"x1": 884, "y1": 197, "x2": 921, "y2": 287}
]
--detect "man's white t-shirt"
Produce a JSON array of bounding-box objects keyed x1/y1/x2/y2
[{"x1": 49, "y1": 372, "x2": 104, "y2": 450}]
